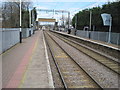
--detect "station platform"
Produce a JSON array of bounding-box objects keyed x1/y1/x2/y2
[
  {"x1": 70, "y1": 30, "x2": 120, "y2": 49},
  {"x1": 2, "y1": 30, "x2": 54, "y2": 88},
  {"x1": 1, "y1": 30, "x2": 119, "y2": 89},
  {"x1": 55, "y1": 30, "x2": 119, "y2": 50},
  {"x1": 51, "y1": 30, "x2": 120, "y2": 63}
]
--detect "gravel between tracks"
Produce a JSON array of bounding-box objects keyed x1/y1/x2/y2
[{"x1": 48, "y1": 32, "x2": 120, "y2": 88}]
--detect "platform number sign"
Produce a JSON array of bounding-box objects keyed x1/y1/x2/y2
[
  {"x1": 101, "y1": 13, "x2": 112, "y2": 26},
  {"x1": 101, "y1": 13, "x2": 112, "y2": 43}
]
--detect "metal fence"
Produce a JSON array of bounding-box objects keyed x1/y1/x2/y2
[
  {"x1": 76, "y1": 30, "x2": 120, "y2": 45},
  {"x1": 0, "y1": 28, "x2": 20, "y2": 54},
  {"x1": 0, "y1": 30, "x2": 2, "y2": 54},
  {"x1": 0, "y1": 28, "x2": 34, "y2": 54},
  {"x1": 22, "y1": 28, "x2": 33, "y2": 38}
]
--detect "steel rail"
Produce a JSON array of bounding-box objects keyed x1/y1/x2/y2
[
  {"x1": 44, "y1": 31, "x2": 68, "y2": 89},
  {"x1": 45, "y1": 31, "x2": 103, "y2": 89},
  {"x1": 50, "y1": 31, "x2": 120, "y2": 75}
]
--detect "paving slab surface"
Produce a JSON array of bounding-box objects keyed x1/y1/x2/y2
[
  {"x1": 2, "y1": 30, "x2": 54, "y2": 88},
  {"x1": 20, "y1": 30, "x2": 54, "y2": 88}
]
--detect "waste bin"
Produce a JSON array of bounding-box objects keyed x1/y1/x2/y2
[
  {"x1": 29, "y1": 30, "x2": 31, "y2": 37},
  {"x1": 68, "y1": 29, "x2": 71, "y2": 34}
]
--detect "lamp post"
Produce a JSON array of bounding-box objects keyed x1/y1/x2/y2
[
  {"x1": 89, "y1": 11, "x2": 92, "y2": 31},
  {"x1": 88, "y1": 11, "x2": 92, "y2": 39},
  {"x1": 19, "y1": 0, "x2": 22, "y2": 43},
  {"x1": 75, "y1": 14, "x2": 77, "y2": 30},
  {"x1": 108, "y1": 16, "x2": 112, "y2": 43},
  {"x1": 75, "y1": 14, "x2": 77, "y2": 35},
  {"x1": 67, "y1": 11, "x2": 70, "y2": 31},
  {"x1": 68, "y1": 11, "x2": 70, "y2": 29},
  {"x1": 32, "y1": 8, "x2": 35, "y2": 34},
  {"x1": 29, "y1": 9, "x2": 31, "y2": 28}
]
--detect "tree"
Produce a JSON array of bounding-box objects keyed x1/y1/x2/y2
[
  {"x1": 31, "y1": 7, "x2": 37, "y2": 22},
  {"x1": 2, "y1": 2, "x2": 20, "y2": 28},
  {"x1": 72, "y1": 1, "x2": 120, "y2": 33},
  {"x1": 2, "y1": 1, "x2": 32, "y2": 28}
]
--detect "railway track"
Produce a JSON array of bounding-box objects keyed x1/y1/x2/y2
[
  {"x1": 44, "y1": 31, "x2": 102, "y2": 89},
  {"x1": 49, "y1": 31, "x2": 120, "y2": 75}
]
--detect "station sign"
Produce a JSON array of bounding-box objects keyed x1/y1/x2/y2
[{"x1": 101, "y1": 13, "x2": 112, "y2": 26}]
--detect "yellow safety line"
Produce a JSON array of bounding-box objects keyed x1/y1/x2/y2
[
  {"x1": 18, "y1": 37, "x2": 39, "y2": 88},
  {"x1": 55, "y1": 55, "x2": 68, "y2": 58},
  {"x1": 70, "y1": 85, "x2": 94, "y2": 88}
]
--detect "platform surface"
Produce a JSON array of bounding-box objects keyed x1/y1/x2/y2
[
  {"x1": 55, "y1": 30, "x2": 120, "y2": 50},
  {"x1": 2, "y1": 30, "x2": 54, "y2": 88}
]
